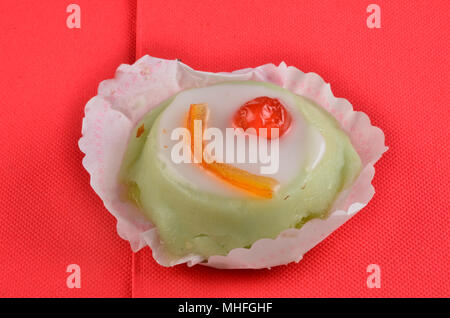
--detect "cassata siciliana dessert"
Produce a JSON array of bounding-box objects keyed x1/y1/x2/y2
[{"x1": 119, "y1": 81, "x2": 362, "y2": 259}]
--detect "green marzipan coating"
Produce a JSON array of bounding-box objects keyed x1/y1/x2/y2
[{"x1": 119, "y1": 81, "x2": 362, "y2": 259}]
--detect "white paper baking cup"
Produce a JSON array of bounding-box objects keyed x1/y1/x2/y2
[{"x1": 79, "y1": 55, "x2": 387, "y2": 269}]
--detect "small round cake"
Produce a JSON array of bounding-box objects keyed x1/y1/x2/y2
[{"x1": 119, "y1": 81, "x2": 361, "y2": 259}]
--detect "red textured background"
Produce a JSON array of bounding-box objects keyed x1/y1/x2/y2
[{"x1": 0, "y1": 0, "x2": 448, "y2": 298}]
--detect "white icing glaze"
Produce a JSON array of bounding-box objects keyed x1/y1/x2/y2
[{"x1": 156, "y1": 83, "x2": 325, "y2": 197}]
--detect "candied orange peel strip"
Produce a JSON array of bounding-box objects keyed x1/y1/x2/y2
[
  {"x1": 187, "y1": 103, "x2": 279, "y2": 198},
  {"x1": 187, "y1": 103, "x2": 209, "y2": 163},
  {"x1": 136, "y1": 124, "x2": 145, "y2": 138}
]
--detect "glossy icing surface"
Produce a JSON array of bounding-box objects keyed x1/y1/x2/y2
[{"x1": 156, "y1": 82, "x2": 325, "y2": 197}]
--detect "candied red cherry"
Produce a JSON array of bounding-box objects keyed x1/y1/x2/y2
[{"x1": 232, "y1": 96, "x2": 292, "y2": 139}]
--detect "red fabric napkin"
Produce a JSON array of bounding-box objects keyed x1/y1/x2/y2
[
  {"x1": 0, "y1": 0, "x2": 448, "y2": 298},
  {"x1": 0, "y1": 0, "x2": 136, "y2": 297},
  {"x1": 133, "y1": 0, "x2": 449, "y2": 297}
]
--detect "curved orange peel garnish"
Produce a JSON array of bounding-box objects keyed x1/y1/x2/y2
[{"x1": 187, "y1": 103, "x2": 279, "y2": 198}]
